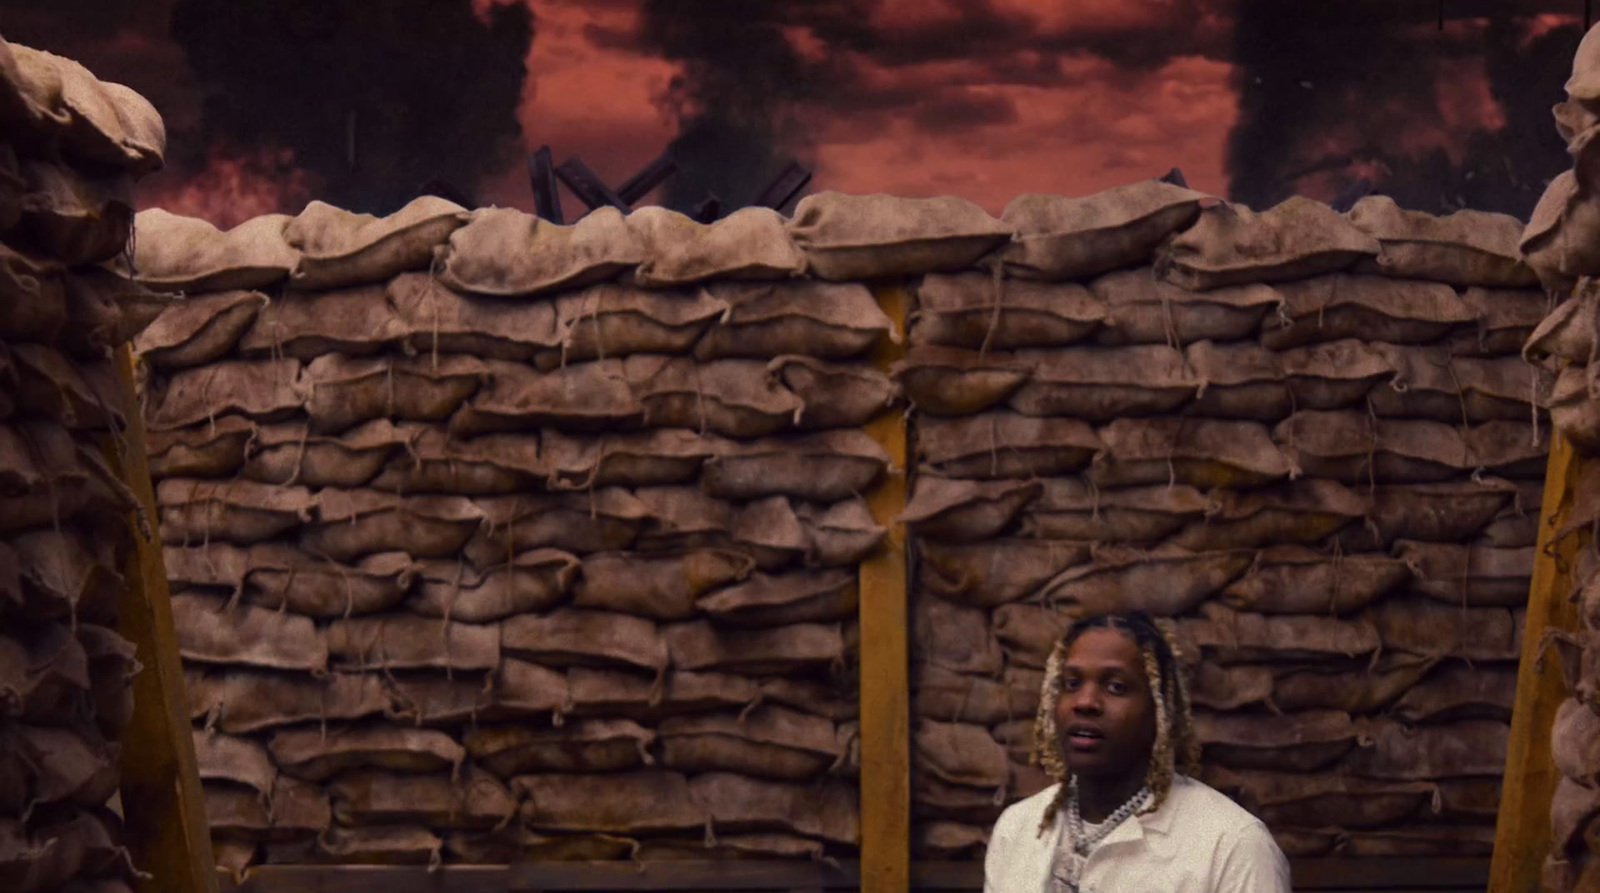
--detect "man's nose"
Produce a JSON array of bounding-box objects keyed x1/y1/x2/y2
[{"x1": 1071, "y1": 684, "x2": 1103, "y2": 714}]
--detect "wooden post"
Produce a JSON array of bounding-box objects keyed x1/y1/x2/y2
[
  {"x1": 860, "y1": 284, "x2": 910, "y2": 893},
  {"x1": 1490, "y1": 433, "x2": 1586, "y2": 893},
  {"x1": 109, "y1": 345, "x2": 220, "y2": 893}
]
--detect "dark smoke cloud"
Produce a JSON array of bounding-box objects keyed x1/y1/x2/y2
[{"x1": 167, "y1": 0, "x2": 533, "y2": 215}]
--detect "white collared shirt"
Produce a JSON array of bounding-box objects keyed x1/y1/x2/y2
[{"x1": 983, "y1": 776, "x2": 1292, "y2": 893}]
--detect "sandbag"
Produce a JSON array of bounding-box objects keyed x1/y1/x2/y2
[
  {"x1": 624, "y1": 355, "x2": 801, "y2": 438},
  {"x1": 302, "y1": 489, "x2": 483, "y2": 561},
  {"x1": 1434, "y1": 777, "x2": 1503, "y2": 821},
  {"x1": 1157, "y1": 197, "x2": 1379, "y2": 290},
  {"x1": 481, "y1": 659, "x2": 569, "y2": 721},
  {"x1": 1272, "y1": 411, "x2": 1474, "y2": 484},
  {"x1": 1345, "y1": 719, "x2": 1509, "y2": 780},
  {"x1": 382, "y1": 670, "x2": 496, "y2": 727},
  {"x1": 385, "y1": 272, "x2": 562, "y2": 361},
  {"x1": 695, "y1": 568, "x2": 858, "y2": 627},
  {"x1": 1336, "y1": 479, "x2": 1517, "y2": 549},
  {"x1": 1518, "y1": 172, "x2": 1600, "y2": 285},
  {"x1": 1007, "y1": 345, "x2": 1198, "y2": 421},
  {"x1": 1346, "y1": 195, "x2": 1536, "y2": 287},
  {"x1": 368, "y1": 427, "x2": 541, "y2": 495},
  {"x1": 269, "y1": 725, "x2": 465, "y2": 782},
  {"x1": 572, "y1": 549, "x2": 755, "y2": 621},
  {"x1": 1183, "y1": 604, "x2": 1381, "y2": 664},
  {"x1": 271, "y1": 825, "x2": 445, "y2": 866},
  {"x1": 1369, "y1": 347, "x2": 1549, "y2": 424},
  {"x1": 1396, "y1": 540, "x2": 1535, "y2": 608},
  {"x1": 630, "y1": 486, "x2": 733, "y2": 553},
  {"x1": 438, "y1": 206, "x2": 646, "y2": 296},
  {"x1": 450, "y1": 358, "x2": 641, "y2": 436},
  {"x1": 786, "y1": 191, "x2": 1011, "y2": 280},
  {"x1": 243, "y1": 546, "x2": 417, "y2": 618},
  {"x1": 1450, "y1": 286, "x2": 1551, "y2": 357},
  {"x1": 1193, "y1": 710, "x2": 1362, "y2": 772},
  {"x1": 1018, "y1": 479, "x2": 1213, "y2": 544},
  {"x1": 286, "y1": 196, "x2": 467, "y2": 290},
  {"x1": 996, "y1": 183, "x2": 1204, "y2": 280},
  {"x1": 1219, "y1": 547, "x2": 1411, "y2": 615},
  {"x1": 914, "y1": 663, "x2": 1027, "y2": 726},
  {"x1": 80, "y1": 625, "x2": 138, "y2": 738},
  {"x1": 55, "y1": 267, "x2": 170, "y2": 357},
  {"x1": 183, "y1": 668, "x2": 393, "y2": 734},
  {"x1": 329, "y1": 767, "x2": 515, "y2": 830},
  {"x1": 629, "y1": 204, "x2": 806, "y2": 285},
  {"x1": 1092, "y1": 267, "x2": 1282, "y2": 347},
  {"x1": 633, "y1": 833, "x2": 828, "y2": 861},
  {"x1": 1339, "y1": 825, "x2": 1498, "y2": 858},
  {"x1": 730, "y1": 495, "x2": 811, "y2": 570},
  {"x1": 324, "y1": 615, "x2": 500, "y2": 673},
  {"x1": 1278, "y1": 339, "x2": 1396, "y2": 410},
  {"x1": 407, "y1": 550, "x2": 577, "y2": 623},
  {"x1": 689, "y1": 772, "x2": 859, "y2": 844},
  {"x1": 0, "y1": 245, "x2": 67, "y2": 343},
  {"x1": 205, "y1": 776, "x2": 330, "y2": 841},
  {"x1": 147, "y1": 415, "x2": 256, "y2": 479},
  {"x1": 1271, "y1": 829, "x2": 1341, "y2": 858},
  {"x1": 443, "y1": 827, "x2": 638, "y2": 863},
  {"x1": 900, "y1": 477, "x2": 1040, "y2": 541},
  {"x1": 1185, "y1": 340, "x2": 1288, "y2": 420},
  {"x1": 1553, "y1": 698, "x2": 1600, "y2": 787},
  {"x1": 144, "y1": 359, "x2": 305, "y2": 431},
  {"x1": 171, "y1": 592, "x2": 327, "y2": 672},
  {"x1": 890, "y1": 345, "x2": 1029, "y2": 416},
  {"x1": 913, "y1": 771, "x2": 1005, "y2": 823},
  {"x1": 1261, "y1": 274, "x2": 1475, "y2": 349},
  {"x1": 13, "y1": 160, "x2": 132, "y2": 266},
  {"x1": 157, "y1": 477, "x2": 315, "y2": 546},
  {"x1": 1550, "y1": 364, "x2": 1600, "y2": 453},
  {"x1": 565, "y1": 667, "x2": 758, "y2": 720},
  {"x1": 767, "y1": 355, "x2": 900, "y2": 430},
  {"x1": 237, "y1": 283, "x2": 408, "y2": 359},
  {"x1": 551, "y1": 281, "x2": 729, "y2": 365},
  {"x1": 913, "y1": 595, "x2": 1005, "y2": 675},
  {"x1": 502, "y1": 608, "x2": 668, "y2": 674},
  {"x1": 465, "y1": 489, "x2": 648, "y2": 563},
  {"x1": 515, "y1": 771, "x2": 706, "y2": 834},
  {"x1": 1202, "y1": 766, "x2": 1434, "y2": 829},
  {"x1": 10, "y1": 526, "x2": 124, "y2": 624},
  {"x1": 701, "y1": 430, "x2": 890, "y2": 502},
  {"x1": 302, "y1": 353, "x2": 488, "y2": 435},
  {"x1": 658, "y1": 705, "x2": 840, "y2": 781},
  {"x1": 541, "y1": 428, "x2": 716, "y2": 490},
  {"x1": 1189, "y1": 663, "x2": 1275, "y2": 711},
  {"x1": 916, "y1": 412, "x2": 1101, "y2": 479},
  {"x1": 910, "y1": 273, "x2": 1104, "y2": 350},
  {"x1": 1524, "y1": 281, "x2": 1597, "y2": 365},
  {"x1": 0, "y1": 426, "x2": 138, "y2": 535},
  {"x1": 1090, "y1": 418, "x2": 1293, "y2": 489},
  {"x1": 1551, "y1": 775, "x2": 1600, "y2": 856},
  {"x1": 1367, "y1": 598, "x2": 1520, "y2": 661},
  {"x1": 695, "y1": 279, "x2": 896, "y2": 360},
  {"x1": 1269, "y1": 654, "x2": 1437, "y2": 714},
  {"x1": 1168, "y1": 479, "x2": 1365, "y2": 551},
  {"x1": 664, "y1": 620, "x2": 845, "y2": 675},
  {"x1": 0, "y1": 624, "x2": 91, "y2": 724},
  {"x1": 1034, "y1": 545, "x2": 1253, "y2": 620},
  {"x1": 243, "y1": 418, "x2": 413, "y2": 489},
  {"x1": 10, "y1": 344, "x2": 122, "y2": 430},
  {"x1": 917, "y1": 538, "x2": 1090, "y2": 608},
  {"x1": 760, "y1": 677, "x2": 859, "y2": 722},
  {"x1": 125, "y1": 209, "x2": 298, "y2": 293},
  {"x1": 1389, "y1": 661, "x2": 1518, "y2": 724},
  {"x1": 465, "y1": 719, "x2": 655, "y2": 777}
]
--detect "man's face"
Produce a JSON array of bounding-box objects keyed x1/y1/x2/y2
[{"x1": 1053, "y1": 628, "x2": 1159, "y2": 779}]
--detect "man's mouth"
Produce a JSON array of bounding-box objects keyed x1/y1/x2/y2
[{"x1": 1066, "y1": 724, "x2": 1105, "y2": 749}]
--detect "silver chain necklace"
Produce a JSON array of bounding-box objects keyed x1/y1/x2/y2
[{"x1": 1050, "y1": 777, "x2": 1152, "y2": 893}]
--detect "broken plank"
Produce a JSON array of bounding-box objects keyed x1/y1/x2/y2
[
  {"x1": 752, "y1": 161, "x2": 812, "y2": 211},
  {"x1": 556, "y1": 156, "x2": 631, "y2": 212},
  {"x1": 527, "y1": 147, "x2": 564, "y2": 224},
  {"x1": 615, "y1": 153, "x2": 679, "y2": 206}
]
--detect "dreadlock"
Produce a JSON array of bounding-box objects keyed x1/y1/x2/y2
[{"x1": 1032, "y1": 611, "x2": 1200, "y2": 838}]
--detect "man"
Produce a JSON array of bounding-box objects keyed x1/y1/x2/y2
[{"x1": 983, "y1": 611, "x2": 1291, "y2": 893}]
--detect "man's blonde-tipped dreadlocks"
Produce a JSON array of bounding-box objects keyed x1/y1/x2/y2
[{"x1": 1031, "y1": 613, "x2": 1200, "y2": 837}]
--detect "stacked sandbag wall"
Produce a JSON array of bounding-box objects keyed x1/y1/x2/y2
[
  {"x1": 0, "y1": 34, "x2": 173, "y2": 893},
  {"x1": 128, "y1": 199, "x2": 900, "y2": 874},
  {"x1": 885, "y1": 183, "x2": 1549, "y2": 861},
  {"x1": 1517, "y1": 22, "x2": 1600, "y2": 893}
]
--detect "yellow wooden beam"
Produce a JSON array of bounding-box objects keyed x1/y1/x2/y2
[
  {"x1": 860, "y1": 284, "x2": 911, "y2": 893},
  {"x1": 1490, "y1": 432, "x2": 1586, "y2": 893},
  {"x1": 109, "y1": 345, "x2": 221, "y2": 893}
]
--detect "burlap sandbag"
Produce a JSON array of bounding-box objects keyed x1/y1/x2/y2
[
  {"x1": 269, "y1": 725, "x2": 465, "y2": 782},
  {"x1": 1524, "y1": 281, "x2": 1597, "y2": 365},
  {"x1": 479, "y1": 658, "x2": 569, "y2": 722},
  {"x1": 565, "y1": 667, "x2": 760, "y2": 720},
  {"x1": 1278, "y1": 339, "x2": 1396, "y2": 410},
  {"x1": 145, "y1": 359, "x2": 305, "y2": 431},
  {"x1": 572, "y1": 549, "x2": 755, "y2": 621},
  {"x1": 1168, "y1": 479, "x2": 1364, "y2": 551},
  {"x1": 369, "y1": 427, "x2": 541, "y2": 495},
  {"x1": 1219, "y1": 546, "x2": 1411, "y2": 615},
  {"x1": 665, "y1": 620, "x2": 845, "y2": 675},
  {"x1": 541, "y1": 428, "x2": 717, "y2": 491},
  {"x1": 385, "y1": 271, "x2": 562, "y2": 362},
  {"x1": 125, "y1": 209, "x2": 299, "y2": 293},
  {"x1": 0, "y1": 244, "x2": 67, "y2": 344},
  {"x1": 695, "y1": 569, "x2": 858, "y2": 627},
  {"x1": 438, "y1": 206, "x2": 646, "y2": 297},
  {"x1": 0, "y1": 623, "x2": 90, "y2": 725},
  {"x1": 1346, "y1": 195, "x2": 1536, "y2": 287},
  {"x1": 133, "y1": 291, "x2": 266, "y2": 371},
  {"x1": 1007, "y1": 345, "x2": 1199, "y2": 421},
  {"x1": 701, "y1": 430, "x2": 890, "y2": 503},
  {"x1": 156, "y1": 478, "x2": 315, "y2": 546},
  {"x1": 515, "y1": 771, "x2": 706, "y2": 834},
  {"x1": 1157, "y1": 197, "x2": 1379, "y2": 290},
  {"x1": 1478, "y1": 482, "x2": 1541, "y2": 549},
  {"x1": 1340, "y1": 825, "x2": 1498, "y2": 858},
  {"x1": 286, "y1": 196, "x2": 467, "y2": 290},
  {"x1": 0, "y1": 425, "x2": 138, "y2": 536},
  {"x1": 730, "y1": 495, "x2": 810, "y2": 570},
  {"x1": 1367, "y1": 597, "x2": 1519, "y2": 661},
  {"x1": 624, "y1": 355, "x2": 801, "y2": 438},
  {"x1": 1261, "y1": 274, "x2": 1475, "y2": 350},
  {"x1": 9, "y1": 345, "x2": 123, "y2": 430},
  {"x1": 464, "y1": 719, "x2": 654, "y2": 777},
  {"x1": 627, "y1": 204, "x2": 806, "y2": 285},
  {"x1": 1551, "y1": 775, "x2": 1600, "y2": 859},
  {"x1": 548, "y1": 282, "x2": 730, "y2": 368},
  {"x1": 56, "y1": 267, "x2": 170, "y2": 358},
  {"x1": 502, "y1": 608, "x2": 668, "y2": 674},
  {"x1": 914, "y1": 719, "x2": 1009, "y2": 800},
  {"x1": 891, "y1": 345, "x2": 1031, "y2": 416},
  {"x1": 147, "y1": 415, "x2": 256, "y2": 479},
  {"x1": 1090, "y1": 418, "x2": 1293, "y2": 489},
  {"x1": 1397, "y1": 540, "x2": 1535, "y2": 608},
  {"x1": 1017, "y1": 479, "x2": 1213, "y2": 544},
  {"x1": 330, "y1": 767, "x2": 515, "y2": 830},
  {"x1": 1389, "y1": 661, "x2": 1518, "y2": 724},
  {"x1": 237, "y1": 283, "x2": 408, "y2": 359},
  {"x1": 787, "y1": 191, "x2": 1011, "y2": 281},
  {"x1": 325, "y1": 615, "x2": 500, "y2": 673},
  {"x1": 204, "y1": 776, "x2": 330, "y2": 841},
  {"x1": 766, "y1": 355, "x2": 900, "y2": 430},
  {"x1": 10, "y1": 526, "x2": 124, "y2": 624},
  {"x1": 914, "y1": 663, "x2": 1026, "y2": 726},
  {"x1": 917, "y1": 539, "x2": 1090, "y2": 609},
  {"x1": 629, "y1": 485, "x2": 732, "y2": 553},
  {"x1": 899, "y1": 477, "x2": 1040, "y2": 542},
  {"x1": 1345, "y1": 719, "x2": 1509, "y2": 780},
  {"x1": 2, "y1": 807, "x2": 135, "y2": 892},
  {"x1": 1092, "y1": 267, "x2": 1282, "y2": 347},
  {"x1": 913, "y1": 771, "x2": 1005, "y2": 824},
  {"x1": 80, "y1": 625, "x2": 138, "y2": 739},
  {"x1": 171, "y1": 592, "x2": 327, "y2": 672},
  {"x1": 761, "y1": 677, "x2": 858, "y2": 722},
  {"x1": 302, "y1": 489, "x2": 483, "y2": 561},
  {"x1": 910, "y1": 273, "x2": 1104, "y2": 350},
  {"x1": 243, "y1": 418, "x2": 412, "y2": 489},
  {"x1": 658, "y1": 705, "x2": 840, "y2": 781},
  {"x1": 464, "y1": 489, "x2": 648, "y2": 564},
  {"x1": 1272, "y1": 411, "x2": 1473, "y2": 485},
  {"x1": 695, "y1": 279, "x2": 896, "y2": 360},
  {"x1": 996, "y1": 182, "x2": 1203, "y2": 280},
  {"x1": 1335, "y1": 479, "x2": 1516, "y2": 550},
  {"x1": 443, "y1": 827, "x2": 638, "y2": 864},
  {"x1": 1433, "y1": 776, "x2": 1503, "y2": 822},
  {"x1": 408, "y1": 550, "x2": 577, "y2": 623},
  {"x1": 268, "y1": 825, "x2": 445, "y2": 866},
  {"x1": 302, "y1": 353, "x2": 488, "y2": 435},
  {"x1": 183, "y1": 668, "x2": 393, "y2": 734},
  {"x1": 1552, "y1": 698, "x2": 1600, "y2": 787},
  {"x1": 1182, "y1": 603, "x2": 1381, "y2": 664},
  {"x1": 911, "y1": 594, "x2": 1004, "y2": 674},
  {"x1": 1184, "y1": 340, "x2": 1288, "y2": 420},
  {"x1": 381, "y1": 671, "x2": 497, "y2": 727},
  {"x1": 1034, "y1": 545, "x2": 1254, "y2": 620},
  {"x1": 991, "y1": 603, "x2": 1078, "y2": 672},
  {"x1": 1201, "y1": 765, "x2": 1434, "y2": 829},
  {"x1": 1269, "y1": 653, "x2": 1437, "y2": 714},
  {"x1": 916, "y1": 412, "x2": 1101, "y2": 480},
  {"x1": 1451, "y1": 286, "x2": 1551, "y2": 357},
  {"x1": 1578, "y1": 549, "x2": 1600, "y2": 632},
  {"x1": 794, "y1": 498, "x2": 886, "y2": 567},
  {"x1": 1369, "y1": 347, "x2": 1549, "y2": 424},
  {"x1": 449, "y1": 358, "x2": 641, "y2": 437},
  {"x1": 1551, "y1": 365, "x2": 1600, "y2": 452},
  {"x1": 632, "y1": 832, "x2": 830, "y2": 862},
  {"x1": 242, "y1": 545, "x2": 417, "y2": 618},
  {"x1": 690, "y1": 771, "x2": 859, "y2": 844},
  {"x1": 1270, "y1": 829, "x2": 1341, "y2": 859},
  {"x1": 1193, "y1": 709, "x2": 1363, "y2": 773},
  {"x1": 13, "y1": 159, "x2": 131, "y2": 266},
  {"x1": 1189, "y1": 663, "x2": 1275, "y2": 711},
  {"x1": 1520, "y1": 171, "x2": 1600, "y2": 285},
  {"x1": 0, "y1": 722, "x2": 121, "y2": 817}
]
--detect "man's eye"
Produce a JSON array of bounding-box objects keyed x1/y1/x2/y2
[
  {"x1": 1062, "y1": 678, "x2": 1081, "y2": 691},
  {"x1": 1106, "y1": 681, "x2": 1128, "y2": 695}
]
